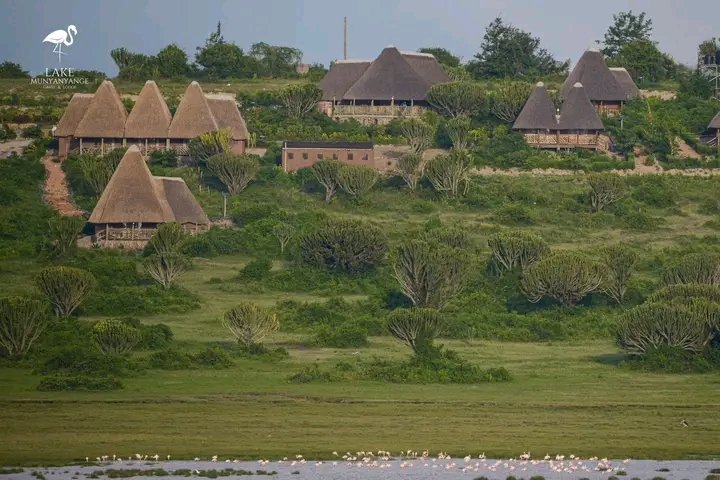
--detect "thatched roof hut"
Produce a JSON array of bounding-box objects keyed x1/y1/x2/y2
[
  {"x1": 319, "y1": 60, "x2": 371, "y2": 100},
  {"x1": 609, "y1": 67, "x2": 640, "y2": 100},
  {"x1": 55, "y1": 93, "x2": 93, "y2": 137},
  {"x1": 513, "y1": 82, "x2": 558, "y2": 130},
  {"x1": 561, "y1": 49, "x2": 628, "y2": 102},
  {"x1": 708, "y1": 111, "x2": 720, "y2": 130},
  {"x1": 401, "y1": 51, "x2": 452, "y2": 84},
  {"x1": 207, "y1": 97, "x2": 249, "y2": 141},
  {"x1": 124, "y1": 80, "x2": 172, "y2": 139},
  {"x1": 168, "y1": 81, "x2": 218, "y2": 139},
  {"x1": 89, "y1": 145, "x2": 208, "y2": 225},
  {"x1": 75, "y1": 80, "x2": 128, "y2": 138},
  {"x1": 343, "y1": 47, "x2": 434, "y2": 101},
  {"x1": 558, "y1": 83, "x2": 604, "y2": 130}
]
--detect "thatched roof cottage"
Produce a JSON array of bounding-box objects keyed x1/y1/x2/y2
[
  {"x1": 89, "y1": 145, "x2": 209, "y2": 248},
  {"x1": 709, "y1": 111, "x2": 720, "y2": 150},
  {"x1": 561, "y1": 49, "x2": 639, "y2": 116},
  {"x1": 54, "y1": 80, "x2": 249, "y2": 159},
  {"x1": 318, "y1": 46, "x2": 450, "y2": 125}
]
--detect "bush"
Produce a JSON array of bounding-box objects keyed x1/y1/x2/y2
[
  {"x1": 588, "y1": 173, "x2": 625, "y2": 212},
  {"x1": 222, "y1": 303, "x2": 279, "y2": 348},
  {"x1": 115, "y1": 318, "x2": 174, "y2": 350},
  {"x1": 521, "y1": 252, "x2": 604, "y2": 306},
  {"x1": 190, "y1": 347, "x2": 233, "y2": 368},
  {"x1": 663, "y1": 253, "x2": 720, "y2": 286},
  {"x1": 35, "y1": 266, "x2": 96, "y2": 317},
  {"x1": 300, "y1": 219, "x2": 388, "y2": 273},
  {"x1": 623, "y1": 345, "x2": 720, "y2": 373},
  {"x1": 238, "y1": 257, "x2": 272, "y2": 281},
  {"x1": 146, "y1": 348, "x2": 193, "y2": 370},
  {"x1": 0, "y1": 296, "x2": 49, "y2": 358},
  {"x1": 149, "y1": 149, "x2": 178, "y2": 168},
  {"x1": 37, "y1": 374, "x2": 123, "y2": 391},
  {"x1": 21, "y1": 124, "x2": 43, "y2": 139},
  {"x1": 487, "y1": 230, "x2": 549, "y2": 273},
  {"x1": 314, "y1": 323, "x2": 369, "y2": 348},
  {"x1": 38, "y1": 345, "x2": 135, "y2": 376},
  {"x1": 387, "y1": 308, "x2": 444, "y2": 356}
]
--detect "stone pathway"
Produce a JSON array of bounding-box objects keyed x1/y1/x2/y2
[{"x1": 41, "y1": 155, "x2": 84, "y2": 216}]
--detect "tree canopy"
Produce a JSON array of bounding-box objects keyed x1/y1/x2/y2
[
  {"x1": 602, "y1": 10, "x2": 653, "y2": 58},
  {"x1": 467, "y1": 17, "x2": 568, "y2": 79},
  {"x1": 418, "y1": 47, "x2": 460, "y2": 67}
]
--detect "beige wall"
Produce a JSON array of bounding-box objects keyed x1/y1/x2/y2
[{"x1": 282, "y1": 147, "x2": 375, "y2": 172}]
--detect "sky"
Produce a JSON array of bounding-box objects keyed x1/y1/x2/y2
[{"x1": 0, "y1": 0, "x2": 716, "y2": 76}]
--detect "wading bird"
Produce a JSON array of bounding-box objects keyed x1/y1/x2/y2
[{"x1": 42, "y1": 25, "x2": 77, "y2": 64}]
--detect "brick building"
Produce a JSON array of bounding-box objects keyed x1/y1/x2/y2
[{"x1": 282, "y1": 141, "x2": 375, "y2": 172}]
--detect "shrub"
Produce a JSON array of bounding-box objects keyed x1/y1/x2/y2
[
  {"x1": 311, "y1": 159, "x2": 342, "y2": 203},
  {"x1": 314, "y1": 323, "x2": 369, "y2": 348},
  {"x1": 92, "y1": 319, "x2": 141, "y2": 355},
  {"x1": 0, "y1": 296, "x2": 49, "y2": 358},
  {"x1": 493, "y1": 204, "x2": 535, "y2": 226},
  {"x1": 146, "y1": 222, "x2": 186, "y2": 255},
  {"x1": 338, "y1": 164, "x2": 379, "y2": 197},
  {"x1": 37, "y1": 374, "x2": 123, "y2": 391},
  {"x1": 600, "y1": 245, "x2": 638, "y2": 305},
  {"x1": 649, "y1": 283, "x2": 720, "y2": 304},
  {"x1": 663, "y1": 253, "x2": 720, "y2": 286},
  {"x1": 617, "y1": 301, "x2": 720, "y2": 355},
  {"x1": 35, "y1": 266, "x2": 96, "y2": 317},
  {"x1": 187, "y1": 129, "x2": 231, "y2": 164},
  {"x1": 396, "y1": 153, "x2": 423, "y2": 191},
  {"x1": 149, "y1": 149, "x2": 178, "y2": 167},
  {"x1": 146, "y1": 348, "x2": 194, "y2": 370},
  {"x1": 48, "y1": 215, "x2": 85, "y2": 257},
  {"x1": 238, "y1": 257, "x2": 272, "y2": 280},
  {"x1": 521, "y1": 252, "x2": 604, "y2": 306},
  {"x1": 191, "y1": 347, "x2": 233, "y2": 368},
  {"x1": 425, "y1": 150, "x2": 472, "y2": 196},
  {"x1": 623, "y1": 345, "x2": 720, "y2": 373},
  {"x1": 300, "y1": 219, "x2": 388, "y2": 273},
  {"x1": 588, "y1": 173, "x2": 624, "y2": 212},
  {"x1": 222, "y1": 302, "x2": 279, "y2": 348},
  {"x1": 387, "y1": 308, "x2": 444, "y2": 356},
  {"x1": 207, "y1": 153, "x2": 260, "y2": 194},
  {"x1": 143, "y1": 253, "x2": 190, "y2": 289},
  {"x1": 117, "y1": 318, "x2": 173, "y2": 350},
  {"x1": 487, "y1": 230, "x2": 549, "y2": 273},
  {"x1": 400, "y1": 118, "x2": 435, "y2": 154}
]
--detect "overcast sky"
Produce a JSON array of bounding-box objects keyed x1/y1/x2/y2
[{"x1": 0, "y1": 0, "x2": 715, "y2": 76}]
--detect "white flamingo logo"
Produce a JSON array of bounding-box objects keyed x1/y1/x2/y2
[{"x1": 43, "y1": 25, "x2": 77, "y2": 64}]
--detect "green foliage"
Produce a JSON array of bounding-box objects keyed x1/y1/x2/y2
[
  {"x1": 649, "y1": 284, "x2": 720, "y2": 304},
  {"x1": 143, "y1": 253, "x2": 190, "y2": 289},
  {"x1": 0, "y1": 61, "x2": 30, "y2": 78},
  {"x1": 617, "y1": 301, "x2": 720, "y2": 354},
  {"x1": 311, "y1": 159, "x2": 342, "y2": 202},
  {"x1": 468, "y1": 17, "x2": 568, "y2": 78},
  {"x1": 426, "y1": 82, "x2": 485, "y2": 118},
  {"x1": 313, "y1": 323, "x2": 369, "y2": 348},
  {"x1": 279, "y1": 83, "x2": 322, "y2": 119},
  {"x1": 663, "y1": 253, "x2": 720, "y2": 286},
  {"x1": 589, "y1": 173, "x2": 625, "y2": 212},
  {"x1": 0, "y1": 123, "x2": 16, "y2": 141},
  {"x1": 418, "y1": 47, "x2": 460, "y2": 67},
  {"x1": 395, "y1": 153, "x2": 423, "y2": 191},
  {"x1": 37, "y1": 374, "x2": 123, "y2": 391},
  {"x1": 149, "y1": 149, "x2": 178, "y2": 168},
  {"x1": 608, "y1": 39, "x2": 676, "y2": 84},
  {"x1": 0, "y1": 296, "x2": 48, "y2": 358},
  {"x1": 623, "y1": 345, "x2": 720, "y2": 373},
  {"x1": 400, "y1": 118, "x2": 435, "y2": 154},
  {"x1": 387, "y1": 308, "x2": 444, "y2": 355},
  {"x1": 300, "y1": 219, "x2": 388, "y2": 273},
  {"x1": 602, "y1": 10, "x2": 653, "y2": 58},
  {"x1": 271, "y1": 222, "x2": 295, "y2": 253},
  {"x1": 194, "y1": 23, "x2": 259, "y2": 79},
  {"x1": 600, "y1": 245, "x2": 638, "y2": 305},
  {"x1": 238, "y1": 257, "x2": 272, "y2": 280},
  {"x1": 207, "y1": 153, "x2": 259, "y2": 194},
  {"x1": 92, "y1": 319, "x2": 141, "y2": 355},
  {"x1": 22, "y1": 124, "x2": 44, "y2": 138},
  {"x1": 187, "y1": 129, "x2": 231, "y2": 164},
  {"x1": 35, "y1": 266, "x2": 96, "y2": 317},
  {"x1": 445, "y1": 116, "x2": 472, "y2": 150},
  {"x1": 48, "y1": 216, "x2": 85, "y2": 257},
  {"x1": 487, "y1": 230, "x2": 549, "y2": 273},
  {"x1": 425, "y1": 149, "x2": 472, "y2": 196},
  {"x1": 337, "y1": 164, "x2": 379, "y2": 197},
  {"x1": 490, "y1": 80, "x2": 532, "y2": 123},
  {"x1": 521, "y1": 252, "x2": 604, "y2": 306},
  {"x1": 222, "y1": 302, "x2": 279, "y2": 348}
]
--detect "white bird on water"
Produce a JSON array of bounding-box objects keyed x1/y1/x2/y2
[{"x1": 42, "y1": 25, "x2": 77, "y2": 64}]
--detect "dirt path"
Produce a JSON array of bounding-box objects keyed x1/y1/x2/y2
[{"x1": 42, "y1": 155, "x2": 84, "y2": 216}]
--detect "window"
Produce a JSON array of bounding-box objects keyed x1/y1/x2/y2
[
  {"x1": 317, "y1": 153, "x2": 323, "y2": 160},
  {"x1": 362, "y1": 154, "x2": 368, "y2": 161},
  {"x1": 287, "y1": 152, "x2": 294, "y2": 160},
  {"x1": 302, "y1": 152, "x2": 308, "y2": 160},
  {"x1": 347, "y1": 153, "x2": 354, "y2": 160},
  {"x1": 332, "y1": 153, "x2": 338, "y2": 160}
]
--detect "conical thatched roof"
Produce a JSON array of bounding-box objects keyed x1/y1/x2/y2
[
  {"x1": 207, "y1": 97, "x2": 249, "y2": 140},
  {"x1": 89, "y1": 145, "x2": 170, "y2": 224},
  {"x1": 55, "y1": 93, "x2": 93, "y2": 137},
  {"x1": 513, "y1": 82, "x2": 558, "y2": 130},
  {"x1": 561, "y1": 50, "x2": 627, "y2": 102},
  {"x1": 401, "y1": 51, "x2": 451, "y2": 84},
  {"x1": 124, "y1": 81, "x2": 172, "y2": 138},
  {"x1": 89, "y1": 145, "x2": 209, "y2": 225},
  {"x1": 168, "y1": 81, "x2": 218, "y2": 139},
  {"x1": 707, "y1": 110, "x2": 720, "y2": 130},
  {"x1": 558, "y1": 83, "x2": 604, "y2": 130},
  {"x1": 319, "y1": 60, "x2": 371, "y2": 100},
  {"x1": 155, "y1": 177, "x2": 210, "y2": 225},
  {"x1": 344, "y1": 47, "x2": 431, "y2": 101},
  {"x1": 609, "y1": 67, "x2": 640, "y2": 100},
  {"x1": 75, "y1": 80, "x2": 128, "y2": 138}
]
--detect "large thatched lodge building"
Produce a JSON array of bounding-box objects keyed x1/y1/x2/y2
[
  {"x1": 88, "y1": 145, "x2": 210, "y2": 248},
  {"x1": 55, "y1": 80, "x2": 248, "y2": 159},
  {"x1": 318, "y1": 46, "x2": 450, "y2": 125}
]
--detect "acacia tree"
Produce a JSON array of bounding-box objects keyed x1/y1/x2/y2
[
  {"x1": 424, "y1": 150, "x2": 472, "y2": 197},
  {"x1": 445, "y1": 116, "x2": 472, "y2": 150},
  {"x1": 188, "y1": 129, "x2": 231, "y2": 164},
  {"x1": 222, "y1": 302, "x2": 279, "y2": 348},
  {"x1": 207, "y1": 153, "x2": 259, "y2": 194},
  {"x1": 588, "y1": 173, "x2": 625, "y2": 212},
  {"x1": 35, "y1": 266, "x2": 96, "y2": 317},
  {"x1": 387, "y1": 308, "x2": 445, "y2": 356},
  {"x1": 426, "y1": 82, "x2": 484, "y2": 118},
  {"x1": 521, "y1": 252, "x2": 604, "y2": 306},
  {"x1": 393, "y1": 238, "x2": 468, "y2": 309},
  {"x1": 48, "y1": 216, "x2": 85, "y2": 257},
  {"x1": 490, "y1": 80, "x2": 532, "y2": 123},
  {"x1": 311, "y1": 159, "x2": 342, "y2": 202},
  {"x1": 0, "y1": 296, "x2": 48, "y2": 358},
  {"x1": 602, "y1": 10, "x2": 653, "y2": 59},
  {"x1": 279, "y1": 83, "x2": 322, "y2": 119},
  {"x1": 487, "y1": 230, "x2": 549, "y2": 273},
  {"x1": 338, "y1": 164, "x2": 379, "y2": 197},
  {"x1": 400, "y1": 118, "x2": 435, "y2": 155},
  {"x1": 272, "y1": 222, "x2": 295, "y2": 253},
  {"x1": 396, "y1": 153, "x2": 423, "y2": 191},
  {"x1": 601, "y1": 245, "x2": 638, "y2": 305},
  {"x1": 93, "y1": 319, "x2": 141, "y2": 355}
]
